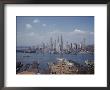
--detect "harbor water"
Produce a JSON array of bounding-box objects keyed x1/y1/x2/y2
[{"x1": 17, "y1": 52, "x2": 94, "y2": 73}]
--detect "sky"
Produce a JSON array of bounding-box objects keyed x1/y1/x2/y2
[{"x1": 16, "y1": 16, "x2": 94, "y2": 46}]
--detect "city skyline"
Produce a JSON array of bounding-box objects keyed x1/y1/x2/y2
[{"x1": 16, "y1": 16, "x2": 94, "y2": 46}]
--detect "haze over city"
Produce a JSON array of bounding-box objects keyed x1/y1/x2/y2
[{"x1": 16, "y1": 16, "x2": 94, "y2": 46}]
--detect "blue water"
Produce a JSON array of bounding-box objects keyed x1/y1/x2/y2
[{"x1": 16, "y1": 52, "x2": 94, "y2": 71}]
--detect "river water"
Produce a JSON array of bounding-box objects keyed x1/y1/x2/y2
[{"x1": 17, "y1": 52, "x2": 94, "y2": 72}]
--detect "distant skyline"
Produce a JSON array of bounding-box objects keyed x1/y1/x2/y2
[{"x1": 16, "y1": 16, "x2": 94, "y2": 46}]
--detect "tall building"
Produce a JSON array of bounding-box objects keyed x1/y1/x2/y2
[
  {"x1": 70, "y1": 43, "x2": 72, "y2": 49},
  {"x1": 60, "y1": 35, "x2": 63, "y2": 52},
  {"x1": 73, "y1": 43, "x2": 77, "y2": 49},
  {"x1": 56, "y1": 36, "x2": 60, "y2": 52},
  {"x1": 81, "y1": 38, "x2": 86, "y2": 49},
  {"x1": 79, "y1": 43, "x2": 82, "y2": 49},
  {"x1": 50, "y1": 37, "x2": 53, "y2": 50},
  {"x1": 54, "y1": 40, "x2": 56, "y2": 50},
  {"x1": 66, "y1": 42, "x2": 70, "y2": 51}
]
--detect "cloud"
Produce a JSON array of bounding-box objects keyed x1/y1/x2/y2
[
  {"x1": 49, "y1": 29, "x2": 87, "y2": 36},
  {"x1": 48, "y1": 29, "x2": 88, "y2": 37},
  {"x1": 42, "y1": 24, "x2": 46, "y2": 27},
  {"x1": 33, "y1": 19, "x2": 40, "y2": 23},
  {"x1": 25, "y1": 24, "x2": 32, "y2": 29},
  {"x1": 17, "y1": 28, "x2": 94, "y2": 46},
  {"x1": 74, "y1": 29, "x2": 86, "y2": 34},
  {"x1": 47, "y1": 29, "x2": 94, "y2": 44}
]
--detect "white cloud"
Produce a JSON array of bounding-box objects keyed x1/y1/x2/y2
[
  {"x1": 49, "y1": 29, "x2": 87, "y2": 36},
  {"x1": 25, "y1": 24, "x2": 32, "y2": 29},
  {"x1": 47, "y1": 29, "x2": 94, "y2": 44},
  {"x1": 48, "y1": 29, "x2": 87, "y2": 38},
  {"x1": 33, "y1": 19, "x2": 40, "y2": 23},
  {"x1": 74, "y1": 29, "x2": 86, "y2": 34},
  {"x1": 42, "y1": 24, "x2": 46, "y2": 27}
]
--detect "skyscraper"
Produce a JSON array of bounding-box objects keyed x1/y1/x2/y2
[
  {"x1": 54, "y1": 40, "x2": 56, "y2": 50},
  {"x1": 82, "y1": 38, "x2": 86, "y2": 49},
  {"x1": 60, "y1": 35, "x2": 63, "y2": 52},
  {"x1": 50, "y1": 37, "x2": 53, "y2": 51},
  {"x1": 56, "y1": 36, "x2": 60, "y2": 52}
]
